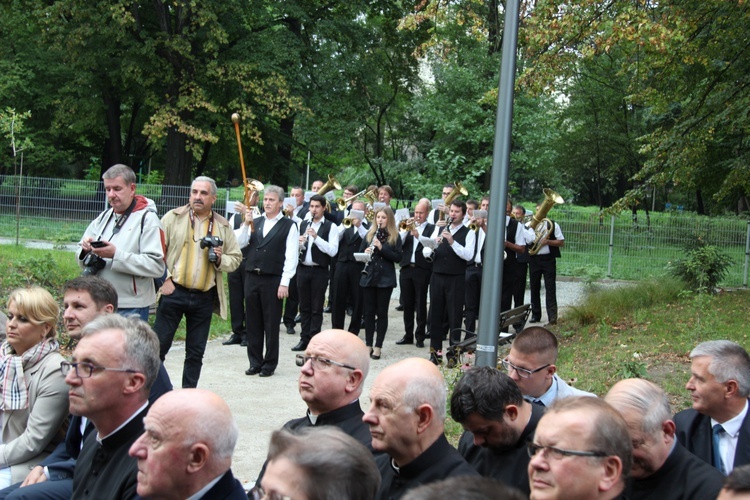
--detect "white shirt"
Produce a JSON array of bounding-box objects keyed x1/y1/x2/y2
[
  {"x1": 301, "y1": 218, "x2": 339, "y2": 265},
  {"x1": 713, "y1": 399, "x2": 749, "y2": 474}
]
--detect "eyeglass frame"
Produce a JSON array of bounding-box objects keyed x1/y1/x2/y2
[
  {"x1": 249, "y1": 485, "x2": 291, "y2": 500},
  {"x1": 61, "y1": 360, "x2": 140, "y2": 379},
  {"x1": 295, "y1": 354, "x2": 356, "y2": 371},
  {"x1": 501, "y1": 358, "x2": 551, "y2": 379},
  {"x1": 527, "y1": 442, "x2": 608, "y2": 460}
]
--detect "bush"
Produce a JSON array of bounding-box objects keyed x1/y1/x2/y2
[{"x1": 669, "y1": 240, "x2": 732, "y2": 294}]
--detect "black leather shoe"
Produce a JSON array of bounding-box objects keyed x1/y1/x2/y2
[
  {"x1": 530, "y1": 316, "x2": 541, "y2": 323},
  {"x1": 291, "y1": 341, "x2": 308, "y2": 352},
  {"x1": 429, "y1": 351, "x2": 442, "y2": 365},
  {"x1": 415, "y1": 340, "x2": 425, "y2": 348},
  {"x1": 294, "y1": 314, "x2": 302, "y2": 323},
  {"x1": 222, "y1": 334, "x2": 242, "y2": 345},
  {"x1": 323, "y1": 306, "x2": 332, "y2": 313},
  {"x1": 245, "y1": 367, "x2": 261, "y2": 376},
  {"x1": 240, "y1": 336, "x2": 248, "y2": 347},
  {"x1": 395, "y1": 336, "x2": 413, "y2": 345},
  {"x1": 286, "y1": 325, "x2": 296, "y2": 335},
  {"x1": 395, "y1": 304, "x2": 404, "y2": 311},
  {"x1": 259, "y1": 371, "x2": 274, "y2": 377}
]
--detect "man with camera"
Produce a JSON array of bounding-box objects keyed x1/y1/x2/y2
[
  {"x1": 153, "y1": 176, "x2": 242, "y2": 388},
  {"x1": 77, "y1": 164, "x2": 166, "y2": 321}
]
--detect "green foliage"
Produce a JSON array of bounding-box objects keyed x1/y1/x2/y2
[
  {"x1": 669, "y1": 240, "x2": 732, "y2": 294},
  {"x1": 0, "y1": 246, "x2": 79, "y2": 304}
]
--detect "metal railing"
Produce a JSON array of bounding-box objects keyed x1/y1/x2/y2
[{"x1": 1, "y1": 175, "x2": 748, "y2": 287}]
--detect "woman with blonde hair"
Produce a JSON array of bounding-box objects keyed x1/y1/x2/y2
[
  {"x1": 0, "y1": 287, "x2": 68, "y2": 487},
  {"x1": 359, "y1": 206, "x2": 402, "y2": 360}
]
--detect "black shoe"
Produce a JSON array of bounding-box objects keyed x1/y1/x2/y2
[
  {"x1": 395, "y1": 304, "x2": 404, "y2": 311},
  {"x1": 245, "y1": 367, "x2": 261, "y2": 376},
  {"x1": 545, "y1": 319, "x2": 557, "y2": 327},
  {"x1": 240, "y1": 336, "x2": 248, "y2": 347},
  {"x1": 429, "y1": 351, "x2": 442, "y2": 365},
  {"x1": 415, "y1": 340, "x2": 425, "y2": 348},
  {"x1": 286, "y1": 325, "x2": 296, "y2": 335},
  {"x1": 395, "y1": 336, "x2": 413, "y2": 345},
  {"x1": 294, "y1": 314, "x2": 302, "y2": 323},
  {"x1": 291, "y1": 341, "x2": 308, "y2": 352},
  {"x1": 259, "y1": 371, "x2": 274, "y2": 377},
  {"x1": 222, "y1": 334, "x2": 243, "y2": 345},
  {"x1": 530, "y1": 316, "x2": 541, "y2": 323},
  {"x1": 323, "y1": 306, "x2": 332, "y2": 313}
]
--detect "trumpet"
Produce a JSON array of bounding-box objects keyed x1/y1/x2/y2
[
  {"x1": 468, "y1": 221, "x2": 479, "y2": 231},
  {"x1": 399, "y1": 218, "x2": 417, "y2": 232},
  {"x1": 342, "y1": 217, "x2": 353, "y2": 228}
]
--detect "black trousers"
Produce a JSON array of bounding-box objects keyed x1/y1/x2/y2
[
  {"x1": 429, "y1": 272, "x2": 465, "y2": 352},
  {"x1": 297, "y1": 265, "x2": 329, "y2": 343},
  {"x1": 514, "y1": 261, "x2": 529, "y2": 308},
  {"x1": 464, "y1": 264, "x2": 482, "y2": 335},
  {"x1": 332, "y1": 260, "x2": 364, "y2": 334},
  {"x1": 400, "y1": 265, "x2": 431, "y2": 341},
  {"x1": 227, "y1": 258, "x2": 247, "y2": 336},
  {"x1": 153, "y1": 285, "x2": 215, "y2": 388},
  {"x1": 362, "y1": 286, "x2": 393, "y2": 348},
  {"x1": 529, "y1": 254, "x2": 558, "y2": 322},
  {"x1": 282, "y1": 273, "x2": 299, "y2": 328},
  {"x1": 245, "y1": 273, "x2": 283, "y2": 372}
]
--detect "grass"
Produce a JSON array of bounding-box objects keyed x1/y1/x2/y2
[{"x1": 0, "y1": 244, "x2": 232, "y2": 342}]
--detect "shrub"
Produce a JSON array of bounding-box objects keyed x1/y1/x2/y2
[{"x1": 669, "y1": 240, "x2": 732, "y2": 294}]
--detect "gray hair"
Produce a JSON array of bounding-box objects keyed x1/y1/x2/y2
[
  {"x1": 80, "y1": 314, "x2": 160, "y2": 392},
  {"x1": 403, "y1": 374, "x2": 447, "y2": 421},
  {"x1": 691, "y1": 340, "x2": 750, "y2": 397},
  {"x1": 103, "y1": 164, "x2": 136, "y2": 185},
  {"x1": 192, "y1": 176, "x2": 217, "y2": 196},
  {"x1": 605, "y1": 379, "x2": 671, "y2": 436},
  {"x1": 264, "y1": 185, "x2": 284, "y2": 201},
  {"x1": 184, "y1": 410, "x2": 238, "y2": 461},
  {"x1": 267, "y1": 427, "x2": 380, "y2": 500}
]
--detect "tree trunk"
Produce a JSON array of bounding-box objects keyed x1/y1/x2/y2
[
  {"x1": 275, "y1": 115, "x2": 295, "y2": 187},
  {"x1": 101, "y1": 89, "x2": 123, "y2": 173},
  {"x1": 695, "y1": 189, "x2": 705, "y2": 215},
  {"x1": 163, "y1": 128, "x2": 194, "y2": 186}
]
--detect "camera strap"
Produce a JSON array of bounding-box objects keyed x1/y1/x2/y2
[
  {"x1": 99, "y1": 198, "x2": 137, "y2": 240},
  {"x1": 189, "y1": 209, "x2": 214, "y2": 238}
]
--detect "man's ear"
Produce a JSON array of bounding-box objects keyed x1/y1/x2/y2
[
  {"x1": 103, "y1": 304, "x2": 115, "y2": 314},
  {"x1": 345, "y1": 370, "x2": 364, "y2": 394},
  {"x1": 415, "y1": 404, "x2": 434, "y2": 434},
  {"x1": 598, "y1": 456, "x2": 623, "y2": 493},
  {"x1": 505, "y1": 404, "x2": 519, "y2": 422},
  {"x1": 123, "y1": 372, "x2": 147, "y2": 395},
  {"x1": 186, "y1": 443, "x2": 210, "y2": 474},
  {"x1": 725, "y1": 379, "x2": 740, "y2": 399},
  {"x1": 546, "y1": 364, "x2": 558, "y2": 379}
]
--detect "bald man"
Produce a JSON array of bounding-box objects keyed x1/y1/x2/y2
[
  {"x1": 256, "y1": 329, "x2": 372, "y2": 482},
  {"x1": 129, "y1": 389, "x2": 245, "y2": 499},
  {"x1": 364, "y1": 358, "x2": 478, "y2": 499}
]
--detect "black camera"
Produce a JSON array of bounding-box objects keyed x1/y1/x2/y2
[
  {"x1": 81, "y1": 253, "x2": 106, "y2": 276},
  {"x1": 199, "y1": 236, "x2": 224, "y2": 263}
]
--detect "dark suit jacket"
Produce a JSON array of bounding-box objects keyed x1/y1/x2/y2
[
  {"x1": 135, "y1": 469, "x2": 246, "y2": 500},
  {"x1": 674, "y1": 401, "x2": 750, "y2": 470}
]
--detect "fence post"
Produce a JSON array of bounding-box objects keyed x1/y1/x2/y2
[
  {"x1": 607, "y1": 215, "x2": 615, "y2": 278},
  {"x1": 744, "y1": 220, "x2": 749, "y2": 288}
]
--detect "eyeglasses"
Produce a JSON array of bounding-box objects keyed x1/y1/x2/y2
[
  {"x1": 527, "y1": 442, "x2": 608, "y2": 460},
  {"x1": 295, "y1": 355, "x2": 356, "y2": 371},
  {"x1": 501, "y1": 358, "x2": 550, "y2": 379},
  {"x1": 61, "y1": 361, "x2": 139, "y2": 379},
  {"x1": 249, "y1": 485, "x2": 291, "y2": 500}
]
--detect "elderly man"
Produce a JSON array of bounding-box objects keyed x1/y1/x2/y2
[
  {"x1": 364, "y1": 358, "x2": 478, "y2": 499},
  {"x1": 504, "y1": 326, "x2": 595, "y2": 406},
  {"x1": 259, "y1": 427, "x2": 380, "y2": 500},
  {"x1": 528, "y1": 396, "x2": 632, "y2": 500},
  {"x1": 77, "y1": 164, "x2": 165, "y2": 320},
  {"x1": 606, "y1": 378, "x2": 724, "y2": 499},
  {"x1": 450, "y1": 366, "x2": 543, "y2": 495},
  {"x1": 0, "y1": 277, "x2": 171, "y2": 500},
  {"x1": 65, "y1": 314, "x2": 161, "y2": 499},
  {"x1": 153, "y1": 176, "x2": 242, "y2": 388},
  {"x1": 674, "y1": 340, "x2": 750, "y2": 474},
  {"x1": 129, "y1": 389, "x2": 245, "y2": 499}
]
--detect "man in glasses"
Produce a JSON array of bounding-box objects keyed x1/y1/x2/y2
[
  {"x1": 450, "y1": 367, "x2": 543, "y2": 496},
  {"x1": 528, "y1": 396, "x2": 632, "y2": 500},
  {"x1": 605, "y1": 378, "x2": 723, "y2": 499},
  {"x1": 254, "y1": 329, "x2": 372, "y2": 483},
  {"x1": 505, "y1": 327, "x2": 595, "y2": 406},
  {"x1": 68, "y1": 314, "x2": 161, "y2": 499}
]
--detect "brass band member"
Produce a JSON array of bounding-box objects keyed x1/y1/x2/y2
[
  {"x1": 395, "y1": 199, "x2": 434, "y2": 348},
  {"x1": 428, "y1": 183, "x2": 456, "y2": 224},
  {"x1": 359, "y1": 206, "x2": 403, "y2": 360},
  {"x1": 331, "y1": 200, "x2": 369, "y2": 334},
  {"x1": 502, "y1": 200, "x2": 529, "y2": 327},
  {"x1": 463, "y1": 206, "x2": 487, "y2": 336},
  {"x1": 528, "y1": 204, "x2": 565, "y2": 325},
  {"x1": 426, "y1": 200, "x2": 475, "y2": 365}
]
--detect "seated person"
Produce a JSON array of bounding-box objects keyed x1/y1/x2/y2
[{"x1": 1, "y1": 288, "x2": 68, "y2": 487}]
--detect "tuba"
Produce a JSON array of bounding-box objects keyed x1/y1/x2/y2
[
  {"x1": 316, "y1": 174, "x2": 341, "y2": 212},
  {"x1": 439, "y1": 182, "x2": 469, "y2": 222},
  {"x1": 528, "y1": 188, "x2": 564, "y2": 256}
]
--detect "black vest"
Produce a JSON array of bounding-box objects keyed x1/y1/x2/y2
[
  {"x1": 400, "y1": 222, "x2": 435, "y2": 271},
  {"x1": 547, "y1": 221, "x2": 561, "y2": 258},
  {"x1": 432, "y1": 225, "x2": 470, "y2": 276},
  {"x1": 300, "y1": 219, "x2": 333, "y2": 268},
  {"x1": 246, "y1": 216, "x2": 296, "y2": 276},
  {"x1": 504, "y1": 218, "x2": 520, "y2": 269},
  {"x1": 232, "y1": 213, "x2": 250, "y2": 258},
  {"x1": 337, "y1": 225, "x2": 367, "y2": 263}
]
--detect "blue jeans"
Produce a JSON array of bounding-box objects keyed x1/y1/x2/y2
[{"x1": 118, "y1": 307, "x2": 150, "y2": 322}]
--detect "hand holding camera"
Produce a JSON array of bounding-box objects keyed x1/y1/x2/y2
[{"x1": 199, "y1": 236, "x2": 224, "y2": 263}]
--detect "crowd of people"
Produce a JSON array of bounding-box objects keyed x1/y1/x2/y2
[{"x1": 2, "y1": 163, "x2": 748, "y2": 499}]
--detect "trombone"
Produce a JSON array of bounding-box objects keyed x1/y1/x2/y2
[{"x1": 335, "y1": 187, "x2": 377, "y2": 211}]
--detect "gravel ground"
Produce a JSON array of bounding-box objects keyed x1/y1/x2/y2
[{"x1": 161, "y1": 277, "x2": 616, "y2": 488}]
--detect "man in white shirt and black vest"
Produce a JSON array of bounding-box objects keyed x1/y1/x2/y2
[
  {"x1": 528, "y1": 207, "x2": 565, "y2": 325},
  {"x1": 292, "y1": 194, "x2": 339, "y2": 352}
]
